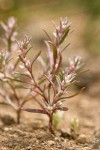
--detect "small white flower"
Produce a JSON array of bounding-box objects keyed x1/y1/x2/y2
[
  {"x1": 55, "y1": 110, "x2": 64, "y2": 119},
  {"x1": 26, "y1": 60, "x2": 30, "y2": 67},
  {"x1": 65, "y1": 73, "x2": 75, "y2": 84},
  {"x1": 19, "y1": 64, "x2": 25, "y2": 69},
  {"x1": 0, "y1": 73, "x2": 4, "y2": 79},
  {"x1": 57, "y1": 101, "x2": 62, "y2": 107},
  {"x1": 8, "y1": 17, "x2": 16, "y2": 29}
]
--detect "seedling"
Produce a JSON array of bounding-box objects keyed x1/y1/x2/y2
[
  {"x1": 18, "y1": 18, "x2": 86, "y2": 134},
  {"x1": 53, "y1": 111, "x2": 64, "y2": 130},
  {"x1": 70, "y1": 117, "x2": 79, "y2": 138}
]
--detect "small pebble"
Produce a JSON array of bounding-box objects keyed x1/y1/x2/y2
[
  {"x1": 47, "y1": 140, "x2": 55, "y2": 146},
  {"x1": 4, "y1": 127, "x2": 12, "y2": 132},
  {"x1": 54, "y1": 137, "x2": 60, "y2": 142},
  {"x1": 77, "y1": 134, "x2": 87, "y2": 144}
]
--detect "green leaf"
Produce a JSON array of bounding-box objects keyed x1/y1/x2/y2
[
  {"x1": 5, "y1": 77, "x2": 32, "y2": 85},
  {"x1": 56, "y1": 107, "x2": 68, "y2": 111},
  {"x1": 61, "y1": 43, "x2": 70, "y2": 53},
  {"x1": 53, "y1": 112, "x2": 60, "y2": 129},
  {"x1": 56, "y1": 87, "x2": 85, "y2": 102},
  {"x1": 14, "y1": 72, "x2": 30, "y2": 79},
  {"x1": 75, "y1": 69, "x2": 89, "y2": 78},
  {"x1": 38, "y1": 78, "x2": 46, "y2": 85},
  {"x1": 6, "y1": 57, "x2": 14, "y2": 64},
  {"x1": 21, "y1": 108, "x2": 48, "y2": 114},
  {"x1": 42, "y1": 29, "x2": 52, "y2": 41},
  {"x1": 31, "y1": 51, "x2": 41, "y2": 68},
  {"x1": 25, "y1": 46, "x2": 33, "y2": 57},
  {"x1": 48, "y1": 41, "x2": 57, "y2": 65},
  {"x1": 59, "y1": 70, "x2": 64, "y2": 81},
  {"x1": 59, "y1": 28, "x2": 70, "y2": 45}
]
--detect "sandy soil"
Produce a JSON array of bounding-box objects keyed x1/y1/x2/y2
[{"x1": 0, "y1": 75, "x2": 100, "y2": 150}]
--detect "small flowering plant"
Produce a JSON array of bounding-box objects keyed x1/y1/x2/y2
[
  {"x1": 0, "y1": 17, "x2": 87, "y2": 134},
  {"x1": 0, "y1": 18, "x2": 33, "y2": 124}
]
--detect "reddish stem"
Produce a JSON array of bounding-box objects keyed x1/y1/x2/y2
[
  {"x1": 48, "y1": 115, "x2": 55, "y2": 135},
  {"x1": 16, "y1": 109, "x2": 21, "y2": 124}
]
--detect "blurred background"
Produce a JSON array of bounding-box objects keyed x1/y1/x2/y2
[{"x1": 0, "y1": 0, "x2": 100, "y2": 95}]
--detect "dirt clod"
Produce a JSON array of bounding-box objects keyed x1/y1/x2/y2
[
  {"x1": 77, "y1": 134, "x2": 87, "y2": 144},
  {"x1": 1, "y1": 115, "x2": 15, "y2": 125},
  {"x1": 47, "y1": 140, "x2": 55, "y2": 146}
]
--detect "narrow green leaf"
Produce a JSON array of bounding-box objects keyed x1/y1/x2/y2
[
  {"x1": 61, "y1": 43, "x2": 70, "y2": 53},
  {"x1": 56, "y1": 107, "x2": 68, "y2": 111},
  {"x1": 21, "y1": 108, "x2": 48, "y2": 114},
  {"x1": 25, "y1": 46, "x2": 33, "y2": 57},
  {"x1": 75, "y1": 69, "x2": 89, "y2": 78},
  {"x1": 5, "y1": 77, "x2": 33, "y2": 85},
  {"x1": 59, "y1": 28, "x2": 70, "y2": 45},
  {"x1": 0, "y1": 102, "x2": 9, "y2": 105},
  {"x1": 14, "y1": 72, "x2": 30, "y2": 79},
  {"x1": 38, "y1": 78, "x2": 46, "y2": 85},
  {"x1": 42, "y1": 29, "x2": 52, "y2": 41},
  {"x1": 45, "y1": 41, "x2": 53, "y2": 68},
  {"x1": 44, "y1": 74, "x2": 56, "y2": 96},
  {"x1": 59, "y1": 69, "x2": 64, "y2": 81},
  {"x1": 6, "y1": 57, "x2": 14, "y2": 64},
  {"x1": 55, "y1": 52, "x2": 62, "y2": 76},
  {"x1": 31, "y1": 51, "x2": 41, "y2": 68},
  {"x1": 48, "y1": 41, "x2": 57, "y2": 64},
  {"x1": 57, "y1": 87, "x2": 85, "y2": 102}
]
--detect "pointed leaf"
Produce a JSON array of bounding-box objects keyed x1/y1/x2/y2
[
  {"x1": 45, "y1": 41, "x2": 53, "y2": 68},
  {"x1": 31, "y1": 51, "x2": 41, "y2": 68},
  {"x1": 55, "y1": 52, "x2": 62, "y2": 76},
  {"x1": 44, "y1": 74, "x2": 56, "y2": 96},
  {"x1": 75, "y1": 69, "x2": 89, "y2": 78},
  {"x1": 38, "y1": 78, "x2": 46, "y2": 85},
  {"x1": 0, "y1": 21, "x2": 7, "y2": 31},
  {"x1": 42, "y1": 29, "x2": 52, "y2": 41},
  {"x1": 61, "y1": 43, "x2": 70, "y2": 53},
  {"x1": 5, "y1": 77, "x2": 33, "y2": 85},
  {"x1": 6, "y1": 96, "x2": 17, "y2": 110},
  {"x1": 48, "y1": 41, "x2": 57, "y2": 64},
  {"x1": 59, "y1": 69, "x2": 64, "y2": 81},
  {"x1": 0, "y1": 102, "x2": 9, "y2": 105},
  {"x1": 21, "y1": 108, "x2": 47, "y2": 114},
  {"x1": 59, "y1": 28, "x2": 70, "y2": 45},
  {"x1": 57, "y1": 87, "x2": 85, "y2": 101},
  {"x1": 56, "y1": 107, "x2": 68, "y2": 111},
  {"x1": 14, "y1": 72, "x2": 31, "y2": 79},
  {"x1": 25, "y1": 46, "x2": 33, "y2": 56}
]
